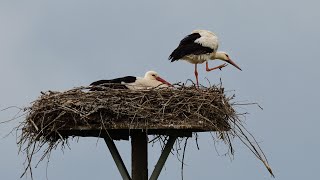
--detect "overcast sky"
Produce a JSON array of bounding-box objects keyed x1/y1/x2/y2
[{"x1": 1, "y1": 1, "x2": 319, "y2": 179}]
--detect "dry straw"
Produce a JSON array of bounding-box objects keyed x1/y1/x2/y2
[{"x1": 17, "y1": 84, "x2": 274, "y2": 178}]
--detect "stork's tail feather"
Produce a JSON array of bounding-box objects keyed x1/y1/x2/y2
[
  {"x1": 89, "y1": 79, "x2": 128, "y2": 91},
  {"x1": 90, "y1": 80, "x2": 111, "y2": 86},
  {"x1": 168, "y1": 48, "x2": 184, "y2": 62}
]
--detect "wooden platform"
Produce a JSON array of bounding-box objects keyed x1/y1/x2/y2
[{"x1": 55, "y1": 122, "x2": 230, "y2": 140}]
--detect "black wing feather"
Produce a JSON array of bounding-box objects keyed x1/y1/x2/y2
[
  {"x1": 169, "y1": 33, "x2": 213, "y2": 62},
  {"x1": 179, "y1": 33, "x2": 201, "y2": 46},
  {"x1": 169, "y1": 43, "x2": 214, "y2": 62},
  {"x1": 90, "y1": 76, "x2": 136, "y2": 90}
]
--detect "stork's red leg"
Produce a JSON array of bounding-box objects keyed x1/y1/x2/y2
[
  {"x1": 206, "y1": 61, "x2": 227, "y2": 72},
  {"x1": 194, "y1": 64, "x2": 199, "y2": 87}
]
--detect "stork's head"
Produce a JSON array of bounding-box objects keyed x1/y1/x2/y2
[
  {"x1": 213, "y1": 52, "x2": 242, "y2": 71},
  {"x1": 144, "y1": 71, "x2": 172, "y2": 86}
]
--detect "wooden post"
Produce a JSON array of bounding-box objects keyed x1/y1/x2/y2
[
  {"x1": 149, "y1": 136, "x2": 177, "y2": 180},
  {"x1": 103, "y1": 136, "x2": 131, "y2": 180},
  {"x1": 131, "y1": 131, "x2": 148, "y2": 180}
]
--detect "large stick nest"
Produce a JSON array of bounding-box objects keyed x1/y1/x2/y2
[
  {"x1": 18, "y1": 84, "x2": 274, "y2": 178},
  {"x1": 25, "y1": 85, "x2": 233, "y2": 138}
]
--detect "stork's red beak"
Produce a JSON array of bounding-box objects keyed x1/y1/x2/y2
[
  {"x1": 226, "y1": 59, "x2": 242, "y2": 71},
  {"x1": 156, "y1": 77, "x2": 172, "y2": 86}
]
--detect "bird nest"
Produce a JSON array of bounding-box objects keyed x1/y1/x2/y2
[{"x1": 17, "y1": 84, "x2": 274, "y2": 178}]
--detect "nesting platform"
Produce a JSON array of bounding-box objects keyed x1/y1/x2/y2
[
  {"x1": 23, "y1": 86, "x2": 234, "y2": 141},
  {"x1": 19, "y1": 86, "x2": 273, "y2": 179}
]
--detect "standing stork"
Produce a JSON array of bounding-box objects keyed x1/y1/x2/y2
[
  {"x1": 169, "y1": 29, "x2": 242, "y2": 87},
  {"x1": 90, "y1": 70, "x2": 172, "y2": 90}
]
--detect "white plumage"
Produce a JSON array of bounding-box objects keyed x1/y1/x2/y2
[
  {"x1": 192, "y1": 30, "x2": 219, "y2": 50},
  {"x1": 126, "y1": 71, "x2": 171, "y2": 90}
]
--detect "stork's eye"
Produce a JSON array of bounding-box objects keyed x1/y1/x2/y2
[
  {"x1": 152, "y1": 74, "x2": 156, "y2": 77},
  {"x1": 225, "y1": 54, "x2": 229, "y2": 58}
]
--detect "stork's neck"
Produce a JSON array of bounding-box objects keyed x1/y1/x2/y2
[{"x1": 211, "y1": 52, "x2": 225, "y2": 60}]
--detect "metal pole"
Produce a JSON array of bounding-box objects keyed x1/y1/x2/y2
[
  {"x1": 104, "y1": 135, "x2": 131, "y2": 180},
  {"x1": 131, "y1": 131, "x2": 148, "y2": 180},
  {"x1": 149, "y1": 136, "x2": 177, "y2": 180}
]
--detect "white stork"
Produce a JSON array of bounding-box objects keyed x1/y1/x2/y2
[
  {"x1": 90, "y1": 70, "x2": 172, "y2": 90},
  {"x1": 169, "y1": 29, "x2": 242, "y2": 87}
]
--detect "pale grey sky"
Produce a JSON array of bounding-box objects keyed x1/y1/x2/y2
[{"x1": 1, "y1": 0, "x2": 319, "y2": 179}]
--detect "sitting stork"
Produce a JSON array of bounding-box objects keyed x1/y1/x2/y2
[
  {"x1": 169, "y1": 29, "x2": 242, "y2": 87},
  {"x1": 90, "y1": 71, "x2": 172, "y2": 90}
]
